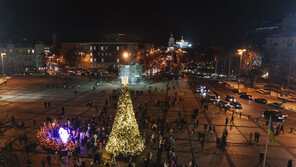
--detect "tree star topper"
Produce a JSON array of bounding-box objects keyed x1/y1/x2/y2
[{"x1": 121, "y1": 76, "x2": 128, "y2": 85}]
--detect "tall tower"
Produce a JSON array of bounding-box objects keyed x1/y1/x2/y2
[
  {"x1": 168, "y1": 33, "x2": 175, "y2": 52},
  {"x1": 168, "y1": 33, "x2": 175, "y2": 47}
]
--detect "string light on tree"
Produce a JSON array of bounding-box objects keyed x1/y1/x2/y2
[{"x1": 106, "y1": 77, "x2": 145, "y2": 157}]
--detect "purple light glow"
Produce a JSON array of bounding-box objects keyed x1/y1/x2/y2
[{"x1": 58, "y1": 127, "x2": 69, "y2": 143}]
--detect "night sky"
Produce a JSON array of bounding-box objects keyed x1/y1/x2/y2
[{"x1": 0, "y1": 0, "x2": 296, "y2": 46}]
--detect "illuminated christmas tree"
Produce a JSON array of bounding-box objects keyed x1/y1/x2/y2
[{"x1": 106, "y1": 78, "x2": 145, "y2": 157}]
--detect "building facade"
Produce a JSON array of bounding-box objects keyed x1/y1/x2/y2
[
  {"x1": 265, "y1": 14, "x2": 296, "y2": 62},
  {"x1": 175, "y1": 36, "x2": 192, "y2": 49},
  {"x1": 264, "y1": 14, "x2": 296, "y2": 88},
  {"x1": 1, "y1": 43, "x2": 47, "y2": 74},
  {"x1": 167, "y1": 34, "x2": 192, "y2": 52},
  {"x1": 60, "y1": 42, "x2": 138, "y2": 69}
]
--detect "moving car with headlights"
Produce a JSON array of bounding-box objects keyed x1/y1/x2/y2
[
  {"x1": 218, "y1": 101, "x2": 230, "y2": 109},
  {"x1": 225, "y1": 95, "x2": 235, "y2": 102},
  {"x1": 229, "y1": 101, "x2": 243, "y2": 109},
  {"x1": 269, "y1": 102, "x2": 284, "y2": 109},
  {"x1": 254, "y1": 98, "x2": 267, "y2": 104},
  {"x1": 240, "y1": 94, "x2": 253, "y2": 100},
  {"x1": 262, "y1": 110, "x2": 287, "y2": 122}
]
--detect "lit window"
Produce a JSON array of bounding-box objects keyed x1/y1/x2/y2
[
  {"x1": 90, "y1": 46, "x2": 93, "y2": 51},
  {"x1": 101, "y1": 46, "x2": 104, "y2": 50},
  {"x1": 90, "y1": 58, "x2": 93, "y2": 62},
  {"x1": 90, "y1": 53, "x2": 93, "y2": 56},
  {"x1": 101, "y1": 59, "x2": 104, "y2": 62},
  {"x1": 117, "y1": 59, "x2": 120, "y2": 63},
  {"x1": 28, "y1": 50, "x2": 30, "y2": 53},
  {"x1": 117, "y1": 46, "x2": 120, "y2": 51},
  {"x1": 110, "y1": 53, "x2": 112, "y2": 55},
  {"x1": 94, "y1": 46, "x2": 96, "y2": 50},
  {"x1": 94, "y1": 58, "x2": 96, "y2": 62},
  {"x1": 32, "y1": 49, "x2": 35, "y2": 53}
]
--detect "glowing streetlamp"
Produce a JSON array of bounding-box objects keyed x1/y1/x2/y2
[
  {"x1": 237, "y1": 49, "x2": 246, "y2": 91},
  {"x1": 122, "y1": 52, "x2": 129, "y2": 64},
  {"x1": 123, "y1": 52, "x2": 129, "y2": 59},
  {"x1": 1, "y1": 53, "x2": 6, "y2": 76}
]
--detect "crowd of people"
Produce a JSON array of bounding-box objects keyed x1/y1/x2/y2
[{"x1": 1, "y1": 76, "x2": 294, "y2": 167}]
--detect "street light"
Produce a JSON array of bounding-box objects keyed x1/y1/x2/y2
[
  {"x1": 1, "y1": 53, "x2": 6, "y2": 76},
  {"x1": 123, "y1": 52, "x2": 129, "y2": 59},
  {"x1": 123, "y1": 52, "x2": 129, "y2": 64},
  {"x1": 237, "y1": 49, "x2": 246, "y2": 91}
]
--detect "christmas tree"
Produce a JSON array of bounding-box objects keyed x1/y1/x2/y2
[{"x1": 106, "y1": 82, "x2": 145, "y2": 157}]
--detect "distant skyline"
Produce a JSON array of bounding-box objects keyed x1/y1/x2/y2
[{"x1": 1, "y1": 0, "x2": 296, "y2": 46}]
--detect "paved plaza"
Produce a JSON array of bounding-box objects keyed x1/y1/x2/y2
[{"x1": 0, "y1": 76, "x2": 295, "y2": 167}]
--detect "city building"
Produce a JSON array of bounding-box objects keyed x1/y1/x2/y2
[
  {"x1": 168, "y1": 34, "x2": 175, "y2": 52},
  {"x1": 265, "y1": 14, "x2": 296, "y2": 61},
  {"x1": 60, "y1": 42, "x2": 138, "y2": 69},
  {"x1": 175, "y1": 36, "x2": 192, "y2": 49},
  {"x1": 1, "y1": 43, "x2": 48, "y2": 74},
  {"x1": 265, "y1": 14, "x2": 296, "y2": 88},
  {"x1": 167, "y1": 34, "x2": 192, "y2": 51}
]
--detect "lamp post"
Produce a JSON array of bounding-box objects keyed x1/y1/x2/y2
[
  {"x1": 123, "y1": 52, "x2": 129, "y2": 64},
  {"x1": 1, "y1": 53, "x2": 6, "y2": 76},
  {"x1": 237, "y1": 49, "x2": 246, "y2": 91}
]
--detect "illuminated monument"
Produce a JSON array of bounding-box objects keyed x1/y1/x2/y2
[
  {"x1": 167, "y1": 34, "x2": 192, "y2": 51},
  {"x1": 176, "y1": 36, "x2": 192, "y2": 49},
  {"x1": 119, "y1": 63, "x2": 146, "y2": 84}
]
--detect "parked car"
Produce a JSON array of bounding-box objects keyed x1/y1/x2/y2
[
  {"x1": 262, "y1": 110, "x2": 288, "y2": 122},
  {"x1": 225, "y1": 95, "x2": 235, "y2": 102},
  {"x1": 229, "y1": 101, "x2": 243, "y2": 109},
  {"x1": 239, "y1": 92, "x2": 247, "y2": 95},
  {"x1": 240, "y1": 94, "x2": 253, "y2": 100},
  {"x1": 254, "y1": 98, "x2": 267, "y2": 104},
  {"x1": 218, "y1": 101, "x2": 230, "y2": 109},
  {"x1": 269, "y1": 102, "x2": 284, "y2": 109},
  {"x1": 231, "y1": 89, "x2": 239, "y2": 93}
]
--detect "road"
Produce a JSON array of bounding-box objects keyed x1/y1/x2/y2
[
  {"x1": 188, "y1": 76, "x2": 296, "y2": 167},
  {"x1": 192, "y1": 78, "x2": 296, "y2": 128}
]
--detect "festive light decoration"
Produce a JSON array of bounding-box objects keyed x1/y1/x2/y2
[
  {"x1": 121, "y1": 76, "x2": 129, "y2": 85},
  {"x1": 37, "y1": 119, "x2": 75, "y2": 152},
  {"x1": 58, "y1": 127, "x2": 69, "y2": 143},
  {"x1": 106, "y1": 84, "x2": 145, "y2": 157}
]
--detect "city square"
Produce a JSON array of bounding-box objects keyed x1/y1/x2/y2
[
  {"x1": 0, "y1": 75, "x2": 295, "y2": 166},
  {"x1": 1, "y1": 1, "x2": 296, "y2": 166}
]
